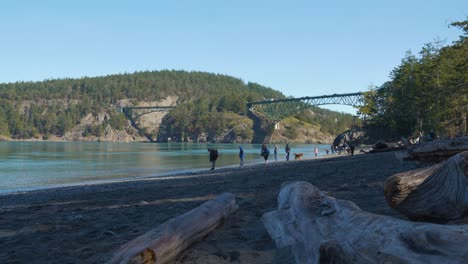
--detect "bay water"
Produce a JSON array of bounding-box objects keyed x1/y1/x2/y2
[{"x1": 0, "y1": 142, "x2": 331, "y2": 194}]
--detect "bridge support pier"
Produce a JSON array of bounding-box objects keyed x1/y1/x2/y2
[{"x1": 248, "y1": 110, "x2": 276, "y2": 144}]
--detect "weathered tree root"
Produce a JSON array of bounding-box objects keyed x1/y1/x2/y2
[
  {"x1": 262, "y1": 181, "x2": 468, "y2": 264},
  {"x1": 384, "y1": 151, "x2": 468, "y2": 221}
]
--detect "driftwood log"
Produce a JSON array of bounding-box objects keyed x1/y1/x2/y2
[
  {"x1": 262, "y1": 181, "x2": 468, "y2": 264},
  {"x1": 384, "y1": 151, "x2": 468, "y2": 221},
  {"x1": 360, "y1": 141, "x2": 406, "y2": 154},
  {"x1": 408, "y1": 136, "x2": 468, "y2": 162},
  {"x1": 108, "y1": 192, "x2": 238, "y2": 264}
]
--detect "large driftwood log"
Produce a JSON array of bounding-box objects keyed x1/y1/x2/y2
[
  {"x1": 384, "y1": 151, "x2": 468, "y2": 221},
  {"x1": 408, "y1": 136, "x2": 468, "y2": 162},
  {"x1": 108, "y1": 192, "x2": 238, "y2": 264},
  {"x1": 262, "y1": 181, "x2": 468, "y2": 264},
  {"x1": 359, "y1": 141, "x2": 406, "y2": 154}
]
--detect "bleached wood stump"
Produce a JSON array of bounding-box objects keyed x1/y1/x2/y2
[
  {"x1": 384, "y1": 151, "x2": 468, "y2": 221},
  {"x1": 408, "y1": 137, "x2": 468, "y2": 162},
  {"x1": 262, "y1": 181, "x2": 468, "y2": 264},
  {"x1": 108, "y1": 192, "x2": 238, "y2": 264}
]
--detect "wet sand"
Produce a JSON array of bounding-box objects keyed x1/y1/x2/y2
[{"x1": 0, "y1": 152, "x2": 422, "y2": 263}]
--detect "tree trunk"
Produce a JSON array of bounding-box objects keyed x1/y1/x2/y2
[
  {"x1": 262, "y1": 181, "x2": 468, "y2": 264},
  {"x1": 384, "y1": 151, "x2": 468, "y2": 221},
  {"x1": 108, "y1": 192, "x2": 238, "y2": 264}
]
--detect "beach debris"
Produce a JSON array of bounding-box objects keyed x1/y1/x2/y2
[
  {"x1": 65, "y1": 213, "x2": 90, "y2": 227},
  {"x1": 407, "y1": 136, "x2": 468, "y2": 162},
  {"x1": 262, "y1": 181, "x2": 468, "y2": 264},
  {"x1": 108, "y1": 192, "x2": 238, "y2": 264},
  {"x1": 101, "y1": 230, "x2": 118, "y2": 237},
  {"x1": 360, "y1": 140, "x2": 406, "y2": 154},
  {"x1": 384, "y1": 151, "x2": 468, "y2": 222}
]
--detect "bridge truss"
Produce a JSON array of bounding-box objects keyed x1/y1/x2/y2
[
  {"x1": 247, "y1": 92, "x2": 364, "y2": 123},
  {"x1": 121, "y1": 106, "x2": 175, "y2": 120}
]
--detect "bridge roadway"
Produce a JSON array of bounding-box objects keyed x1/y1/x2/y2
[
  {"x1": 247, "y1": 92, "x2": 364, "y2": 123},
  {"x1": 120, "y1": 91, "x2": 364, "y2": 124},
  {"x1": 121, "y1": 106, "x2": 175, "y2": 119},
  {"x1": 247, "y1": 92, "x2": 364, "y2": 107}
]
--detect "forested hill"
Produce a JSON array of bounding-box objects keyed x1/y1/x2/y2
[{"x1": 0, "y1": 70, "x2": 355, "y2": 143}]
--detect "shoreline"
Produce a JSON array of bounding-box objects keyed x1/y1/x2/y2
[
  {"x1": 0, "y1": 152, "x2": 344, "y2": 196},
  {"x1": 0, "y1": 151, "x2": 420, "y2": 263}
]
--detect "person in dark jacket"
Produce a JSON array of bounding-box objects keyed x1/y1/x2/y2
[
  {"x1": 239, "y1": 146, "x2": 245, "y2": 167},
  {"x1": 285, "y1": 144, "x2": 291, "y2": 161},
  {"x1": 208, "y1": 148, "x2": 219, "y2": 170},
  {"x1": 273, "y1": 144, "x2": 278, "y2": 161},
  {"x1": 261, "y1": 144, "x2": 270, "y2": 165},
  {"x1": 349, "y1": 144, "x2": 355, "y2": 156}
]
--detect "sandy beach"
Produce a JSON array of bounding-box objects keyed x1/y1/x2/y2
[{"x1": 0, "y1": 152, "x2": 424, "y2": 263}]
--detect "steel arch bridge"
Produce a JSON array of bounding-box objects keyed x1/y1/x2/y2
[
  {"x1": 121, "y1": 106, "x2": 175, "y2": 120},
  {"x1": 120, "y1": 106, "x2": 175, "y2": 142},
  {"x1": 247, "y1": 92, "x2": 364, "y2": 123}
]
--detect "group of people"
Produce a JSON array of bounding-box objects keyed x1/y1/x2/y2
[
  {"x1": 260, "y1": 143, "x2": 295, "y2": 165},
  {"x1": 330, "y1": 143, "x2": 355, "y2": 156},
  {"x1": 209, "y1": 143, "x2": 360, "y2": 170},
  {"x1": 208, "y1": 143, "x2": 324, "y2": 169}
]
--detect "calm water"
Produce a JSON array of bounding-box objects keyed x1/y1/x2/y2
[{"x1": 0, "y1": 142, "x2": 331, "y2": 194}]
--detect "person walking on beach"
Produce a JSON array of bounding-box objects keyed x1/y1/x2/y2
[
  {"x1": 314, "y1": 146, "x2": 318, "y2": 157},
  {"x1": 273, "y1": 144, "x2": 278, "y2": 161},
  {"x1": 261, "y1": 143, "x2": 270, "y2": 165},
  {"x1": 285, "y1": 144, "x2": 290, "y2": 161},
  {"x1": 239, "y1": 146, "x2": 245, "y2": 167},
  {"x1": 208, "y1": 148, "x2": 219, "y2": 170}
]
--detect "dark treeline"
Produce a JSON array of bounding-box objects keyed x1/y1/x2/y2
[
  {"x1": 0, "y1": 70, "x2": 353, "y2": 142},
  {"x1": 360, "y1": 20, "x2": 467, "y2": 139}
]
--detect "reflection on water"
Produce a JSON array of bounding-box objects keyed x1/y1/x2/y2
[{"x1": 0, "y1": 142, "x2": 331, "y2": 193}]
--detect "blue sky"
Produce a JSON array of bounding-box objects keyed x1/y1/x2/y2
[{"x1": 0, "y1": 1, "x2": 466, "y2": 113}]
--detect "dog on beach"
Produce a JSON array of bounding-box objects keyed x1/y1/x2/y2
[{"x1": 294, "y1": 153, "x2": 303, "y2": 160}]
